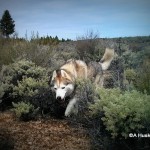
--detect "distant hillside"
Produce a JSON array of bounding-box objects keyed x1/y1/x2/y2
[{"x1": 55, "y1": 36, "x2": 150, "y2": 52}]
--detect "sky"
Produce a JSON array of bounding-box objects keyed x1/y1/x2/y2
[{"x1": 0, "y1": 0, "x2": 150, "y2": 40}]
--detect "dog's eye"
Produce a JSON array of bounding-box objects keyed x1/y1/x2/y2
[
  {"x1": 61, "y1": 87, "x2": 65, "y2": 89},
  {"x1": 54, "y1": 88, "x2": 57, "y2": 90}
]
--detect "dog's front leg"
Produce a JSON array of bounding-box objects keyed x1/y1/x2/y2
[{"x1": 65, "y1": 97, "x2": 78, "y2": 117}]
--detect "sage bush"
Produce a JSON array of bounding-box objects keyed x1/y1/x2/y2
[
  {"x1": 12, "y1": 101, "x2": 39, "y2": 121},
  {"x1": 90, "y1": 88, "x2": 150, "y2": 138},
  {"x1": 0, "y1": 60, "x2": 55, "y2": 117}
]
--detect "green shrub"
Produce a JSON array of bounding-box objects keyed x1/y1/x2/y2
[
  {"x1": 0, "y1": 59, "x2": 47, "y2": 85},
  {"x1": 68, "y1": 81, "x2": 150, "y2": 149},
  {"x1": 75, "y1": 79, "x2": 95, "y2": 118},
  {"x1": 124, "y1": 68, "x2": 136, "y2": 91},
  {"x1": 65, "y1": 78, "x2": 97, "y2": 128},
  {"x1": 90, "y1": 88, "x2": 150, "y2": 139},
  {"x1": 0, "y1": 60, "x2": 52, "y2": 112},
  {"x1": 133, "y1": 60, "x2": 150, "y2": 94},
  {"x1": 124, "y1": 68, "x2": 136, "y2": 84},
  {"x1": 12, "y1": 101, "x2": 39, "y2": 121},
  {"x1": 12, "y1": 77, "x2": 48, "y2": 98},
  {"x1": 0, "y1": 60, "x2": 47, "y2": 101}
]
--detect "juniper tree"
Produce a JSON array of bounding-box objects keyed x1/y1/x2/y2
[{"x1": 0, "y1": 10, "x2": 15, "y2": 38}]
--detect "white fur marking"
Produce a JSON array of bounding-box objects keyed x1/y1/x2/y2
[
  {"x1": 100, "y1": 61, "x2": 111, "y2": 71},
  {"x1": 56, "y1": 88, "x2": 66, "y2": 99},
  {"x1": 55, "y1": 83, "x2": 74, "y2": 99},
  {"x1": 65, "y1": 98, "x2": 78, "y2": 117}
]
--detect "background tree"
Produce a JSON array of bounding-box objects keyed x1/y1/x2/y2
[{"x1": 0, "y1": 10, "x2": 15, "y2": 38}]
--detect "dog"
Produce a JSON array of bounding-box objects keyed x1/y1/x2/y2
[{"x1": 50, "y1": 48, "x2": 114, "y2": 117}]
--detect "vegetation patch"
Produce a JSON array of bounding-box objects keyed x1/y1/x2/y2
[{"x1": 0, "y1": 26, "x2": 150, "y2": 149}]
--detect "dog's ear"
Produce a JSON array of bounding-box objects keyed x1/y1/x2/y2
[
  {"x1": 50, "y1": 70, "x2": 57, "y2": 82},
  {"x1": 61, "y1": 70, "x2": 68, "y2": 78},
  {"x1": 51, "y1": 69, "x2": 63, "y2": 80},
  {"x1": 51, "y1": 69, "x2": 71, "y2": 80},
  {"x1": 56, "y1": 69, "x2": 68, "y2": 78},
  {"x1": 56, "y1": 69, "x2": 62, "y2": 77}
]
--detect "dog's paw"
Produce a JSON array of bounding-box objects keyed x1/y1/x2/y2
[{"x1": 64, "y1": 110, "x2": 71, "y2": 117}]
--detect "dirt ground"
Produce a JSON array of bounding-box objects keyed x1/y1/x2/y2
[{"x1": 0, "y1": 111, "x2": 91, "y2": 150}]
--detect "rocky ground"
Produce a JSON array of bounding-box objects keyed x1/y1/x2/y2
[{"x1": 0, "y1": 111, "x2": 90, "y2": 150}]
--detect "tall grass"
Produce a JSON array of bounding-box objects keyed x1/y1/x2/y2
[{"x1": 0, "y1": 37, "x2": 77, "y2": 71}]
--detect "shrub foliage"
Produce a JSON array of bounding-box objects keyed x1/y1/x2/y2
[
  {"x1": 0, "y1": 35, "x2": 150, "y2": 149},
  {"x1": 90, "y1": 88, "x2": 150, "y2": 139},
  {"x1": 12, "y1": 101, "x2": 39, "y2": 121},
  {"x1": 76, "y1": 30, "x2": 104, "y2": 62},
  {"x1": 0, "y1": 60, "x2": 54, "y2": 117},
  {"x1": 133, "y1": 60, "x2": 150, "y2": 94}
]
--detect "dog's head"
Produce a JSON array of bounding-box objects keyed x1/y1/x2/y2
[{"x1": 50, "y1": 69, "x2": 74, "y2": 103}]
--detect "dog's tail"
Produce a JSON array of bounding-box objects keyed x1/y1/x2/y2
[{"x1": 100, "y1": 48, "x2": 115, "y2": 71}]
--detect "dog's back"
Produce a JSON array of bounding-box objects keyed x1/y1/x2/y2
[
  {"x1": 60, "y1": 59, "x2": 88, "y2": 80},
  {"x1": 60, "y1": 48, "x2": 114, "y2": 82}
]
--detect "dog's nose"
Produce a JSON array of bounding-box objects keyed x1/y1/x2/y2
[{"x1": 57, "y1": 96, "x2": 61, "y2": 101}]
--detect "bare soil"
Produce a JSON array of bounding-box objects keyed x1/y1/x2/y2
[{"x1": 0, "y1": 111, "x2": 90, "y2": 150}]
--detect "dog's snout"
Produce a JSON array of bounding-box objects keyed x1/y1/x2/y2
[
  {"x1": 56, "y1": 96, "x2": 65, "y2": 103},
  {"x1": 57, "y1": 96, "x2": 61, "y2": 101}
]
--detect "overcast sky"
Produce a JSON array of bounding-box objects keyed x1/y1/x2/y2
[{"x1": 0, "y1": 0, "x2": 150, "y2": 40}]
